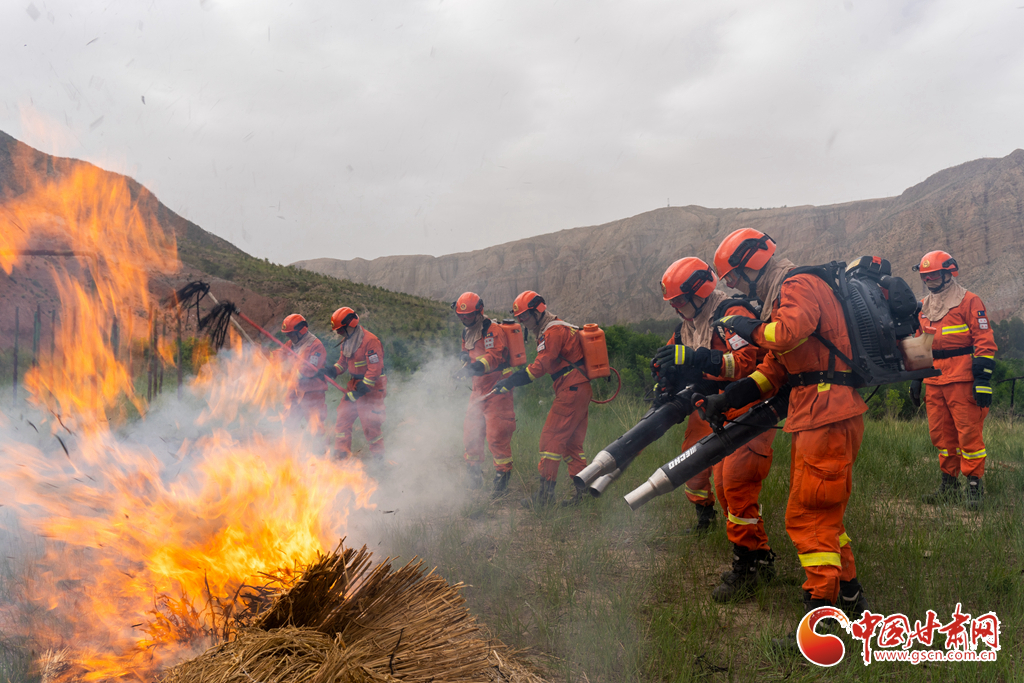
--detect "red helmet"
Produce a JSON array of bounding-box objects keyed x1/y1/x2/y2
[
  {"x1": 281, "y1": 313, "x2": 307, "y2": 334},
  {"x1": 661, "y1": 257, "x2": 718, "y2": 301},
  {"x1": 714, "y1": 229, "x2": 776, "y2": 279},
  {"x1": 511, "y1": 290, "x2": 546, "y2": 317},
  {"x1": 913, "y1": 250, "x2": 958, "y2": 277},
  {"x1": 452, "y1": 291, "x2": 484, "y2": 315},
  {"x1": 331, "y1": 307, "x2": 359, "y2": 330}
]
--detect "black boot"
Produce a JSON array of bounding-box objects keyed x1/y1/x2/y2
[
  {"x1": 922, "y1": 472, "x2": 960, "y2": 504},
  {"x1": 683, "y1": 503, "x2": 717, "y2": 535},
  {"x1": 965, "y1": 476, "x2": 984, "y2": 510},
  {"x1": 491, "y1": 470, "x2": 512, "y2": 498},
  {"x1": 771, "y1": 592, "x2": 836, "y2": 651},
  {"x1": 712, "y1": 546, "x2": 776, "y2": 602},
  {"x1": 560, "y1": 480, "x2": 588, "y2": 507},
  {"x1": 838, "y1": 578, "x2": 869, "y2": 620},
  {"x1": 521, "y1": 478, "x2": 556, "y2": 509},
  {"x1": 466, "y1": 464, "x2": 483, "y2": 490}
]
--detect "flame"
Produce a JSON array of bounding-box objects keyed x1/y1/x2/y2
[
  {"x1": 0, "y1": 141, "x2": 375, "y2": 680},
  {"x1": 1, "y1": 146, "x2": 177, "y2": 428}
]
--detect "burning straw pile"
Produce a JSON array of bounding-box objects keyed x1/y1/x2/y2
[{"x1": 159, "y1": 544, "x2": 545, "y2": 683}]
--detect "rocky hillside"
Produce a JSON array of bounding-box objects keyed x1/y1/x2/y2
[
  {"x1": 0, "y1": 131, "x2": 458, "y2": 353},
  {"x1": 297, "y1": 150, "x2": 1024, "y2": 325}
]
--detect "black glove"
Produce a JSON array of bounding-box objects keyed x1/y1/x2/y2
[
  {"x1": 493, "y1": 369, "x2": 532, "y2": 394},
  {"x1": 909, "y1": 379, "x2": 922, "y2": 408},
  {"x1": 468, "y1": 360, "x2": 486, "y2": 376},
  {"x1": 316, "y1": 364, "x2": 340, "y2": 380},
  {"x1": 459, "y1": 351, "x2": 470, "y2": 364},
  {"x1": 972, "y1": 357, "x2": 995, "y2": 408},
  {"x1": 694, "y1": 377, "x2": 763, "y2": 430},
  {"x1": 652, "y1": 345, "x2": 723, "y2": 377},
  {"x1": 344, "y1": 380, "x2": 372, "y2": 402},
  {"x1": 714, "y1": 315, "x2": 764, "y2": 344}
]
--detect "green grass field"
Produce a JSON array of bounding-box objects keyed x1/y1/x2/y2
[
  {"x1": 1, "y1": 376, "x2": 1019, "y2": 683},
  {"x1": 380, "y1": 382, "x2": 1023, "y2": 682}
]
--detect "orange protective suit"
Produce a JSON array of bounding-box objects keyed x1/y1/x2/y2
[
  {"x1": 284, "y1": 331, "x2": 328, "y2": 435},
  {"x1": 332, "y1": 328, "x2": 387, "y2": 459},
  {"x1": 526, "y1": 320, "x2": 591, "y2": 482},
  {"x1": 672, "y1": 301, "x2": 775, "y2": 551},
  {"x1": 747, "y1": 272, "x2": 868, "y2": 603},
  {"x1": 920, "y1": 291, "x2": 997, "y2": 478},
  {"x1": 462, "y1": 319, "x2": 517, "y2": 473}
]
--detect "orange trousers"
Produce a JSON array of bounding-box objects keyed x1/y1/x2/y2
[
  {"x1": 713, "y1": 429, "x2": 775, "y2": 551},
  {"x1": 787, "y1": 415, "x2": 864, "y2": 603},
  {"x1": 537, "y1": 383, "x2": 591, "y2": 482},
  {"x1": 464, "y1": 391, "x2": 516, "y2": 472},
  {"x1": 680, "y1": 415, "x2": 715, "y2": 507},
  {"x1": 924, "y1": 381, "x2": 988, "y2": 478},
  {"x1": 289, "y1": 391, "x2": 328, "y2": 436},
  {"x1": 334, "y1": 380, "x2": 386, "y2": 459}
]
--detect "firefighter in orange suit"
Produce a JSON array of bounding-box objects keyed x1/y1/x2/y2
[
  {"x1": 703, "y1": 229, "x2": 870, "y2": 628},
  {"x1": 281, "y1": 314, "x2": 328, "y2": 434},
  {"x1": 452, "y1": 292, "x2": 517, "y2": 496},
  {"x1": 317, "y1": 307, "x2": 387, "y2": 461},
  {"x1": 492, "y1": 291, "x2": 590, "y2": 507},
  {"x1": 650, "y1": 257, "x2": 776, "y2": 602},
  {"x1": 912, "y1": 251, "x2": 997, "y2": 509}
]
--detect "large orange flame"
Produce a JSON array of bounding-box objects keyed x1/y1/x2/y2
[
  {"x1": 1, "y1": 148, "x2": 177, "y2": 429},
  {"x1": 0, "y1": 143, "x2": 375, "y2": 680}
]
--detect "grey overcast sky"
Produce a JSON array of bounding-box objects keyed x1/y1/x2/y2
[{"x1": 3, "y1": 1, "x2": 1023, "y2": 264}]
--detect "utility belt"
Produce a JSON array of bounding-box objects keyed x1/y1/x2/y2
[
  {"x1": 552, "y1": 360, "x2": 585, "y2": 382},
  {"x1": 932, "y1": 345, "x2": 973, "y2": 360},
  {"x1": 788, "y1": 370, "x2": 858, "y2": 388}
]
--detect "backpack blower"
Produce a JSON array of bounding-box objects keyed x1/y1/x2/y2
[{"x1": 614, "y1": 256, "x2": 941, "y2": 509}]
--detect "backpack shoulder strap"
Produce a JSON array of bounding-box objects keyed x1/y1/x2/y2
[
  {"x1": 782, "y1": 262, "x2": 860, "y2": 381},
  {"x1": 672, "y1": 322, "x2": 683, "y2": 345},
  {"x1": 712, "y1": 295, "x2": 761, "y2": 321}
]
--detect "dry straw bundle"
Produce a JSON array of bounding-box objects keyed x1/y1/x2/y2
[{"x1": 160, "y1": 543, "x2": 534, "y2": 683}]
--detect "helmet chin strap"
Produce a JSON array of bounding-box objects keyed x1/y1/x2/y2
[
  {"x1": 927, "y1": 271, "x2": 951, "y2": 294},
  {"x1": 739, "y1": 267, "x2": 766, "y2": 300}
]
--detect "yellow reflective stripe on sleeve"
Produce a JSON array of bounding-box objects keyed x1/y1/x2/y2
[
  {"x1": 502, "y1": 367, "x2": 514, "y2": 375},
  {"x1": 361, "y1": 377, "x2": 375, "y2": 386},
  {"x1": 479, "y1": 357, "x2": 492, "y2": 372},
  {"x1": 764, "y1": 322, "x2": 778, "y2": 343},
  {"x1": 727, "y1": 511, "x2": 760, "y2": 525},
  {"x1": 526, "y1": 367, "x2": 537, "y2": 381},
  {"x1": 817, "y1": 383, "x2": 831, "y2": 392},
  {"x1": 722, "y1": 353, "x2": 736, "y2": 378},
  {"x1": 799, "y1": 552, "x2": 842, "y2": 568},
  {"x1": 778, "y1": 338, "x2": 808, "y2": 355},
  {"x1": 937, "y1": 448, "x2": 949, "y2": 457},
  {"x1": 354, "y1": 360, "x2": 368, "y2": 367},
  {"x1": 750, "y1": 370, "x2": 773, "y2": 394},
  {"x1": 962, "y1": 448, "x2": 987, "y2": 459},
  {"x1": 674, "y1": 345, "x2": 686, "y2": 365},
  {"x1": 333, "y1": 362, "x2": 344, "y2": 373},
  {"x1": 683, "y1": 485, "x2": 710, "y2": 499},
  {"x1": 493, "y1": 457, "x2": 514, "y2": 465},
  {"x1": 977, "y1": 355, "x2": 995, "y2": 359},
  {"x1": 839, "y1": 533, "x2": 851, "y2": 547},
  {"x1": 540, "y1": 452, "x2": 562, "y2": 462},
  {"x1": 941, "y1": 324, "x2": 969, "y2": 335}
]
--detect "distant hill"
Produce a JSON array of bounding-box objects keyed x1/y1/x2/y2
[
  {"x1": 296, "y1": 150, "x2": 1024, "y2": 325},
  {"x1": 0, "y1": 130, "x2": 459, "y2": 360}
]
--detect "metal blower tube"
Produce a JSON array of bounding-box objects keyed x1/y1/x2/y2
[
  {"x1": 587, "y1": 469, "x2": 621, "y2": 497},
  {"x1": 624, "y1": 389, "x2": 790, "y2": 511},
  {"x1": 572, "y1": 392, "x2": 694, "y2": 489}
]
